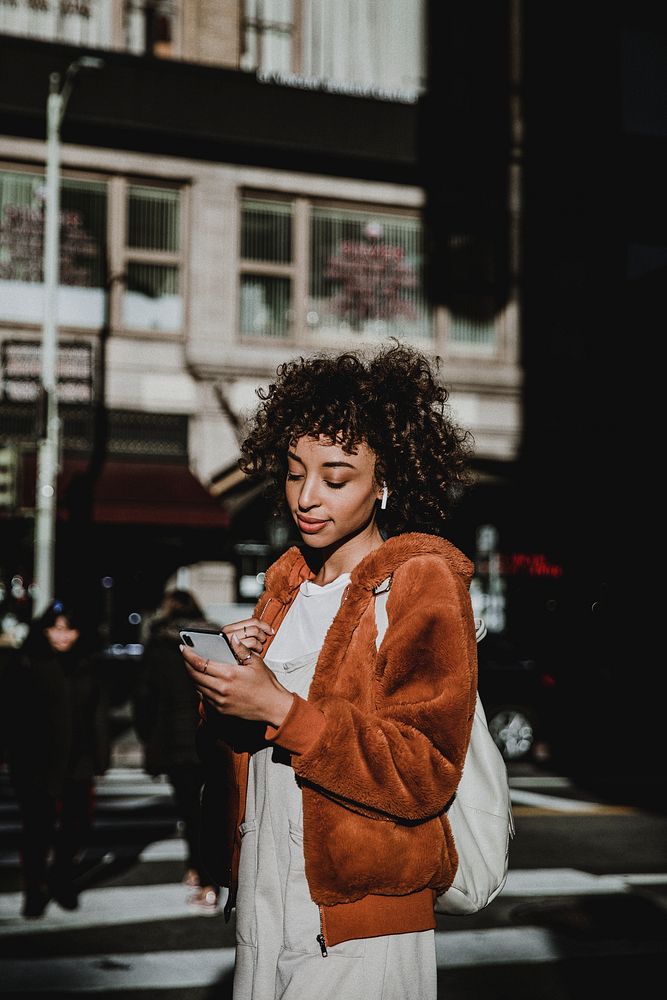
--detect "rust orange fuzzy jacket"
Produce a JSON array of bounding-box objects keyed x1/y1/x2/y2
[{"x1": 199, "y1": 532, "x2": 478, "y2": 946}]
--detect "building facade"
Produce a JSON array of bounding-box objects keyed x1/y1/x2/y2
[{"x1": 0, "y1": 0, "x2": 522, "y2": 642}]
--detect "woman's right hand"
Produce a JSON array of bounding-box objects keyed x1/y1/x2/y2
[
  {"x1": 180, "y1": 633, "x2": 292, "y2": 728},
  {"x1": 221, "y1": 617, "x2": 275, "y2": 662}
]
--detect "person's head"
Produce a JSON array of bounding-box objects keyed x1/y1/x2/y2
[
  {"x1": 160, "y1": 589, "x2": 204, "y2": 622},
  {"x1": 25, "y1": 600, "x2": 84, "y2": 655},
  {"x1": 239, "y1": 341, "x2": 473, "y2": 547}
]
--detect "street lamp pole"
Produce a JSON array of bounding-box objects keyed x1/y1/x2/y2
[{"x1": 32, "y1": 57, "x2": 103, "y2": 618}]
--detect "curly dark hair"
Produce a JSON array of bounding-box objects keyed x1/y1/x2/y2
[{"x1": 239, "y1": 342, "x2": 474, "y2": 535}]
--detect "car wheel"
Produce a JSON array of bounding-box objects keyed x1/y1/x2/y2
[{"x1": 487, "y1": 706, "x2": 536, "y2": 761}]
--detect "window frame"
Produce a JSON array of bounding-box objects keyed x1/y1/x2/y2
[
  {"x1": 121, "y1": 0, "x2": 185, "y2": 60},
  {"x1": 0, "y1": 162, "x2": 187, "y2": 339},
  {"x1": 237, "y1": 188, "x2": 436, "y2": 347},
  {"x1": 112, "y1": 174, "x2": 186, "y2": 338},
  {"x1": 240, "y1": 0, "x2": 302, "y2": 75}
]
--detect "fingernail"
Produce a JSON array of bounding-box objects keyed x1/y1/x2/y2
[
  {"x1": 231, "y1": 633, "x2": 239, "y2": 644},
  {"x1": 179, "y1": 644, "x2": 184, "y2": 652},
  {"x1": 270, "y1": 627, "x2": 275, "y2": 634}
]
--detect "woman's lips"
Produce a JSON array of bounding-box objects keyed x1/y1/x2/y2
[{"x1": 296, "y1": 515, "x2": 329, "y2": 534}]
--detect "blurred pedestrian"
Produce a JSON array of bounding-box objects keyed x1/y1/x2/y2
[
  {"x1": 5, "y1": 599, "x2": 110, "y2": 918},
  {"x1": 133, "y1": 588, "x2": 220, "y2": 912},
  {"x1": 181, "y1": 342, "x2": 478, "y2": 998}
]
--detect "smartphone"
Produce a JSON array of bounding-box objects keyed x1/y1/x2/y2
[{"x1": 179, "y1": 628, "x2": 238, "y2": 665}]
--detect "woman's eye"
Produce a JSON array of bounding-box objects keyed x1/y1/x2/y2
[
  {"x1": 325, "y1": 481, "x2": 346, "y2": 490},
  {"x1": 286, "y1": 472, "x2": 302, "y2": 482}
]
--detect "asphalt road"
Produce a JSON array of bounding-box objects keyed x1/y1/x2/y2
[{"x1": 0, "y1": 739, "x2": 666, "y2": 1000}]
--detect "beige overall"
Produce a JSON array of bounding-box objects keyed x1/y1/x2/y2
[{"x1": 232, "y1": 644, "x2": 437, "y2": 1000}]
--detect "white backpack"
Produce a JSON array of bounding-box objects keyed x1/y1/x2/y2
[{"x1": 374, "y1": 581, "x2": 514, "y2": 915}]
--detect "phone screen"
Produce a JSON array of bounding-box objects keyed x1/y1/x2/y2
[{"x1": 179, "y1": 628, "x2": 237, "y2": 664}]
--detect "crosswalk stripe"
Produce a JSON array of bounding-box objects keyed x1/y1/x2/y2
[
  {"x1": 0, "y1": 883, "x2": 230, "y2": 933},
  {"x1": 134, "y1": 838, "x2": 187, "y2": 861},
  {"x1": 2, "y1": 868, "x2": 667, "y2": 933},
  {"x1": 509, "y1": 788, "x2": 639, "y2": 813},
  {"x1": 95, "y1": 785, "x2": 173, "y2": 798},
  {"x1": 512, "y1": 804, "x2": 639, "y2": 816},
  {"x1": 436, "y1": 925, "x2": 666, "y2": 968},
  {"x1": 503, "y1": 868, "x2": 667, "y2": 895},
  {"x1": 508, "y1": 776, "x2": 573, "y2": 788},
  {"x1": 0, "y1": 925, "x2": 664, "y2": 992}
]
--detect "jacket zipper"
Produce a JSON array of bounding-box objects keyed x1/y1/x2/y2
[{"x1": 317, "y1": 908, "x2": 328, "y2": 957}]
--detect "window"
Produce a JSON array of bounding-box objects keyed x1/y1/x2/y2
[
  {"x1": 239, "y1": 193, "x2": 433, "y2": 343},
  {"x1": 240, "y1": 0, "x2": 296, "y2": 74},
  {"x1": 0, "y1": 0, "x2": 114, "y2": 48},
  {"x1": 310, "y1": 205, "x2": 430, "y2": 341},
  {"x1": 240, "y1": 197, "x2": 292, "y2": 339},
  {"x1": 0, "y1": 168, "x2": 106, "y2": 329},
  {"x1": 122, "y1": 184, "x2": 182, "y2": 331},
  {"x1": 449, "y1": 312, "x2": 497, "y2": 350},
  {"x1": 124, "y1": 0, "x2": 181, "y2": 59},
  {"x1": 0, "y1": 167, "x2": 183, "y2": 334},
  {"x1": 241, "y1": 0, "x2": 425, "y2": 101}
]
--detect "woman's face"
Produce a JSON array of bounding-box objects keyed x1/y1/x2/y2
[
  {"x1": 44, "y1": 615, "x2": 80, "y2": 653},
  {"x1": 286, "y1": 435, "x2": 384, "y2": 550}
]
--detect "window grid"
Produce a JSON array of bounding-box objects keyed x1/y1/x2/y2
[
  {"x1": 309, "y1": 204, "x2": 431, "y2": 342},
  {"x1": 120, "y1": 178, "x2": 184, "y2": 334}
]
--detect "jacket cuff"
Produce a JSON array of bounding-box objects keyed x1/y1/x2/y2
[{"x1": 264, "y1": 694, "x2": 327, "y2": 755}]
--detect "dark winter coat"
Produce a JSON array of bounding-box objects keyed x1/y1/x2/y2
[
  {"x1": 134, "y1": 613, "x2": 215, "y2": 777},
  {"x1": 5, "y1": 644, "x2": 110, "y2": 799}
]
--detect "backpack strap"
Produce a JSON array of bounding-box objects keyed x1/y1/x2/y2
[
  {"x1": 474, "y1": 616, "x2": 487, "y2": 643},
  {"x1": 373, "y1": 576, "x2": 392, "y2": 651}
]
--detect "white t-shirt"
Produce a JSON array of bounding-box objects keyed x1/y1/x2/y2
[{"x1": 265, "y1": 572, "x2": 351, "y2": 665}]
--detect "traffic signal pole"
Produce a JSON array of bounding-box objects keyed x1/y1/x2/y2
[
  {"x1": 33, "y1": 74, "x2": 63, "y2": 617},
  {"x1": 32, "y1": 58, "x2": 103, "y2": 618}
]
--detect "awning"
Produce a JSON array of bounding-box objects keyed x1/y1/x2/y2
[
  {"x1": 209, "y1": 462, "x2": 269, "y2": 517},
  {"x1": 18, "y1": 454, "x2": 229, "y2": 528}
]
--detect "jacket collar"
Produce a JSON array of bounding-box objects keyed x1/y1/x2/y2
[
  {"x1": 263, "y1": 532, "x2": 473, "y2": 604},
  {"x1": 262, "y1": 545, "x2": 316, "y2": 604}
]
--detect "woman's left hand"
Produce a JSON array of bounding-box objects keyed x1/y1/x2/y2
[{"x1": 180, "y1": 641, "x2": 293, "y2": 729}]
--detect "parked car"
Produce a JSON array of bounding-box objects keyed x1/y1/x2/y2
[{"x1": 477, "y1": 632, "x2": 557, "y2": 763}]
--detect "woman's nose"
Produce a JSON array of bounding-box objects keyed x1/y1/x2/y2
[{"x1": 297, "y1": 477, "x2": 321, "y2": 510}]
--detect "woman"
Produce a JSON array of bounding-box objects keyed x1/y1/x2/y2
[
  {"x1": 6, "y1": 599, "x2": 109, "y2": 918},
  {"x1": 181, "y1": 343, "x2": 478, "y2": 999},
  {"x1": 134, "y1": 588, "x2": 220, "y2": 911}
]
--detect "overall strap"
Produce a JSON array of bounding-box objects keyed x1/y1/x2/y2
[{"x1": 373, "y1": 577, "x2": 392, "y2": 651}]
